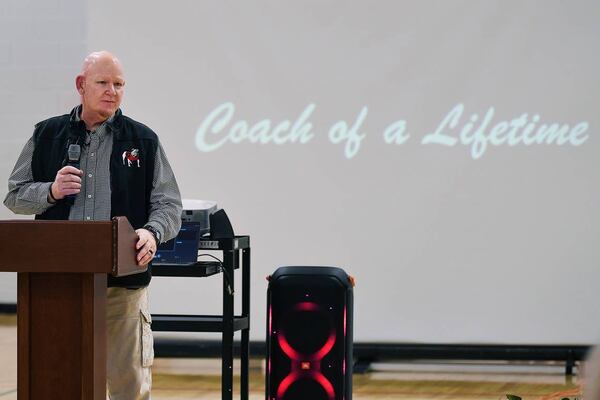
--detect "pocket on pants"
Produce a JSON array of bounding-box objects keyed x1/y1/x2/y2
[{"x1": 140, "y1": 309, "x2": 154, "y2": 368}]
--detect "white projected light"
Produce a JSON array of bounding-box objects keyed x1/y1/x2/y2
[
  {"x1": 195, "y1": 102, "x2": 589, "y2": 160},
  {"x1": 1, "y1": 1, "x2": 598, "y2": 346}
]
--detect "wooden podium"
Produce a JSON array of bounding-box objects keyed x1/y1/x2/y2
[{"x1": 0, "y1": 217, "x2": 144, "y2": 400}]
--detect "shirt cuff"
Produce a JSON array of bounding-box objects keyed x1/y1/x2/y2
[{"x1": 40, "y1": 182, "x2": 55, "y2": 207}]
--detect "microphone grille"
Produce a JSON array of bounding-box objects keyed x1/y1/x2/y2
[{"x1": 67, "y1": 144, "x2": 81, "y2": 162}]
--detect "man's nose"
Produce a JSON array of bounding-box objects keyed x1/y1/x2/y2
[{"x1": 106, "y1": 84, "x2": 117, "y2": 95}]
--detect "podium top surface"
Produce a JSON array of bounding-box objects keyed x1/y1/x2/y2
[{"x1": 0, "y1": 217, "x2": 145, "y2": 277}]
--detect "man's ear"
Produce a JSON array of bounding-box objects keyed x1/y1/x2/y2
[{"x1": 75, "y1": 75, "x2": 85, "y2": 94}]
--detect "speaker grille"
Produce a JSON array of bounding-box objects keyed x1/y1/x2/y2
[{"x1": 267, "y1": 273, "x2": 350, "y2": 400}]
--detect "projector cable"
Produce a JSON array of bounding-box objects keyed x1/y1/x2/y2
[{"x1": 198, "y1": 253, "x2": 233, "y2": 295}]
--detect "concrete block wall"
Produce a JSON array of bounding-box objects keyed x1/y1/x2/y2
[{"x1": 0, "y1": 0, "x2": 88, "y2": 299}]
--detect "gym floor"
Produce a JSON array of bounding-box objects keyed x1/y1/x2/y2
[{"x1": 0, "y1": 315, "x2": 581, "y2": 400}]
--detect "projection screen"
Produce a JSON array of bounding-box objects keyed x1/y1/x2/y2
[{"x1": 1, "y1": 0, "x2": 598, "y2": 344}]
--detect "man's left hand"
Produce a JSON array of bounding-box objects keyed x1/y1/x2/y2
[{"x1": 135, "y1": 228, "x2": 157, "y2": 266}]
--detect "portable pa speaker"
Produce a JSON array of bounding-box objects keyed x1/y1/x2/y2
[{"x1": 266, "y1": 266, "x2": 354, "y2": 400}]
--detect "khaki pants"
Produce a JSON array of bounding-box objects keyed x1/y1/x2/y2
[{"x1": 107, "y1": 287, "x2": 154, "y2": 400}]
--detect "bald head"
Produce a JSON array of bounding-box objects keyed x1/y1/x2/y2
[
  {"x1": 80, "y1": 51, "x2": 123, "y2": 76},
  {"x1": 76, "y1": 50, "x2": 125, "y2": 130}
]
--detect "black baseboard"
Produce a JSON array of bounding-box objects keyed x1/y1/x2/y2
[
  {"x1": 0, "y1": 302, "x2": 592, "y2": 373},
  {"x1": 153, "y1": 339, "x2": 589, "y2": 375},
  {"x1": 0, "y1": 303, "x2": 16, "y2": 313},
  {"x1": 153, "y1": 337, "x2": 590, "y2": 362}
]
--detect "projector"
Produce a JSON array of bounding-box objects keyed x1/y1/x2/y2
[{"x1": 181, "y1": 199, "x2": 218, "y2": 236}]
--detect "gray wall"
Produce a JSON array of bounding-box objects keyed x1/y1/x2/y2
[{"x1": 0, "y1": 0, "x2": 87, "y2": 305}]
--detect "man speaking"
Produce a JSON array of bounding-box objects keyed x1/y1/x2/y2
[{"x1": 4, "y1": 51, "x2": 182, "y2": 399}]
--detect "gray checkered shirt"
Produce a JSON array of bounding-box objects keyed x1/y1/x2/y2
[{"x1": 4, "y1": 107, "x2": 182, "y2": 243}]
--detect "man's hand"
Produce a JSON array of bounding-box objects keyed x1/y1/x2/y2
[
  {"x1": 135, "y1": 228, "x2": 157, "y2": 266},
  {"x1": 50, "y1": 166, "x2": 83, "y2": 201}
]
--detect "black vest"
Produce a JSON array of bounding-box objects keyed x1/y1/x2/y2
[{"x1": 31, "y1": 107, "x2": 158, "y2": 288}]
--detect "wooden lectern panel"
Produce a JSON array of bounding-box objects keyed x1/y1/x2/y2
[
  {"x1": 0, "y1": 217, "x2": 144, "y2": 277},
  {"x1": 112, "y1": 216, "x2": 146, "y2": 277},
  {"x1": 18, "y1": 273, "x2": 107, "y2": 400}
]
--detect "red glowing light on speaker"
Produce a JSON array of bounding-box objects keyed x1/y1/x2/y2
[
  {"x1": 313, "y1": 330, "x2": 336, "y2": 360},
  {"x1": 268, "y1": 304, "x2": 272, "y2": 377},
  {"x1": 275, "y1": 301, "x2": 338, "y2": 399},
  {"x1": 277, "y1": 332, "x2": 301, "y2": 361},
  {"x1": 296, "y1": 301, "x2": 319, "y2": 311},
  {"x1": 343, "y1": 306, "x2": 346, "y2": 338},
  {"x1": 314, "y1": 372, "x2": 336, "y2": 400},
  {"x1": 269, "y1": 304, "x2": 273, "y2": 334},
  {"x1": 276, "y1": 371, "x2": 299, "y2": 399}
]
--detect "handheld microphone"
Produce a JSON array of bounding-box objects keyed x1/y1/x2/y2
[
  {"x1": 65, "y1": 144, "x2": 81, "y2": 204},
  {"x1": 67, "y1": 144, "x2": 81, "y2": 168}
]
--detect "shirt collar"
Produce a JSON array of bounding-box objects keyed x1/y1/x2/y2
[{"x1": 70, "y1": 105, "x2": 119, "y2": 131}]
